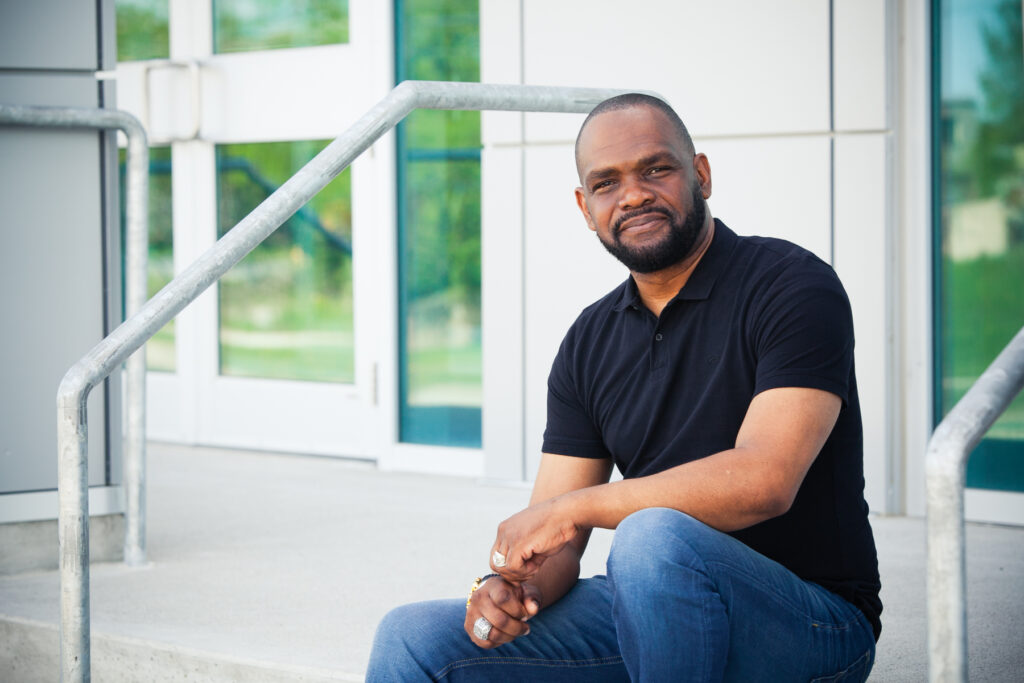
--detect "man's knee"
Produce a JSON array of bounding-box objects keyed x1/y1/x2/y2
[{"x1": 608, "y1": 508, "x2": 720, "y2": 582}]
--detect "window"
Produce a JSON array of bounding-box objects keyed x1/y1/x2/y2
[
  {"x1": 934, "y1": 0, "x2": 1024, "y2": 491},
  {"x1": 216, "y1": 141, "x2": 354, "y2": 383},
  {"x1": 395, "y1": 0, "x2": 482, "y2": 447},
  {"x1": 115, "y1": 0, "x2": 169, "y2": 62},
  {"x1": 213, "y1": 0, "x2": 349, "y2": 54}
]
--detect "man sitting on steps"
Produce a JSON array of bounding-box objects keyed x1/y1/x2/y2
[{"x1": 366, "y1": 93, "x2": 882, "y2": 682}]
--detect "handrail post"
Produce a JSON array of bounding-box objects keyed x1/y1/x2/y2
[
  {"x1": 925, "y1": 324, "x2": 1024, "y2": 682},
  {"x1": 122, "y1": 115, "x2": 150, "y2": 567}
]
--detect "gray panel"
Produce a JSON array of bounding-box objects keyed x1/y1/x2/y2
[
  {"x1": 0, "y1": 127, "x2": 109, "y2": 492},
  {"x1": 0, "y1": 70, "x2": 117, "y2": 492},
  {"x1": 0, "y1": 71, "x2": 111, "y2": 492},
  {"x1": 0, "y1": 0, "x2": 99, "y2": 71},
  {"x1": 0, "y1": 73, "x2": 99, "y2": 108}
]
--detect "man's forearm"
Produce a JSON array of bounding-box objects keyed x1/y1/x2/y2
[
  {"x1": 555, "y1": 388, "x2": 842, "y2": 535},
  {"x1": 562, "y1": 447, "x2": 788, "y2": 534}
]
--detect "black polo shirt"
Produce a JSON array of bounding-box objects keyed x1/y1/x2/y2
[{"x1": 542, "y1": 219, "x2": 882, "y2": 639}]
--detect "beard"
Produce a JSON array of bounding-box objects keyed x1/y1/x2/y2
[{"x1": 596, "y1": 183, "x2": 707, "y2": 274}]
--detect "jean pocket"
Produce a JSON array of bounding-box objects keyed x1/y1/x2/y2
[{"x1": 809, "y1": 648, "x2": 872, "y2": 683}]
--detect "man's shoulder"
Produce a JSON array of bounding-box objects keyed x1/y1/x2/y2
[
  {"x1": 733, "y1": 231, "x2": 827, "y2": 269},
  {"x1": 728, "y1": 230, "x2": 841, "y2": 293}
]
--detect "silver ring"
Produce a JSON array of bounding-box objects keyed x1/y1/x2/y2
[
  {"x1": 473, "y1": 616, "x2": 493, "y2": 640},
  {"x1": 492, "y1": 550, "x2": 507, "y2": 568}
]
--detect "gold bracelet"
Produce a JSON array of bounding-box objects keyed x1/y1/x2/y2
[{"x1": 466, "y1": 573, "x2": 498, "y2": 609}]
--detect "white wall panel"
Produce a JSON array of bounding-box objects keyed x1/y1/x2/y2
[
  {"x1": 482, "y1": 146, "x2": 527, "y2": 480},
  {"x1": 698, "y1": 135, "x2": 833, "y2": 263},
  {"x1": 898, "y1": 0, "x2": 934, "y2": 517},
  {"x1": 522, "y1": 144, "x2": 630, "y2": 478},
  {"x1": 520, "y1": 0, "x2": 830, "y2": 143},
  {"x1": 834, "y1": 0, "x2": 891, "y2": 131},
  {"x1": 479, "y1": 0, "x2": 903, "y2": 501},
  {"x1": 833, "y1": 133, "x2": 892, "y2": 513},
  {"x1": 480, "y1": 0, "x2": 524, "y2": 146}
]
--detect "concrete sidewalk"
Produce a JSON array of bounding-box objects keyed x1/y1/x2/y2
[{"x1": 2, "y1": 443, "x2": 1022, "y2": 681}]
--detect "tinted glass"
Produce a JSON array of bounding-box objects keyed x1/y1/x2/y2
[
  {"x1": 214, "y1": 0, "x2": 349, "y2": 54},
  {"x1": 935, "y1": 0, "x2": 1024, "y2": 491},
  {"x1": 216, "y1": 141, "x2": 354, "y2": 383},
  {"x1": 396, "y1": 0, "x2": 482, "y2": 447},
  {"x1": 116, "y1": 0, "x2": 169, "y2": 62}
]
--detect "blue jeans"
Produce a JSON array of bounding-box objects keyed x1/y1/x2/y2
[{"x1": 367, "y1": 508, "x2": 876, "y2": 682}]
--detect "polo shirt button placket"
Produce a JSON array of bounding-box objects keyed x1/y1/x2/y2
[{"x1": 651, "y1": 331, "x2": 665, "y2": 372}]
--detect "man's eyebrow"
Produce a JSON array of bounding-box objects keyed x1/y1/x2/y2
[{"x1": 584, "y1": 166, "x2": 619, "y2": 184}]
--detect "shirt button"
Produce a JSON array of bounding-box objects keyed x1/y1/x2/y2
[{"x1": 655, "y1": 333, "x2": 663, "y2": 341}]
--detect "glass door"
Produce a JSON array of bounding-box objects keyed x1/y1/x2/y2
[{"x1": 116, "y1": 0, "x2": 395, "y2": 458}]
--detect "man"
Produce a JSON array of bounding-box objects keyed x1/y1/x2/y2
[{"x1": 367, "y1": 94, "x2": 881, "y2": 682}]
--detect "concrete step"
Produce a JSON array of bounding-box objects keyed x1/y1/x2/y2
[
  {"x1": 1, "y1": 444, "x2": 1022, "y2": 681},
  {"x1": 2, "y1": 615, "x2": 361, "y2": 682}
]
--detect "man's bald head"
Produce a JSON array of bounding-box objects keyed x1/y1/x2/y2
[{"x1": 574, "y1": 94, "x2": 694, "y2": 178}]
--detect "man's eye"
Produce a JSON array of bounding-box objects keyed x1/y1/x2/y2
[
  {"x1": 593, "y1": 180, "x2": 614, "y2": 191},
  {"x1": 647, "y1": 166, "x2": 669, "y2": 175}
]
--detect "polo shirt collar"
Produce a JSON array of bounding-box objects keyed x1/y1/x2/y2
[{"x1": 611, "y1": 218, "x2": 737, "y2": 311}]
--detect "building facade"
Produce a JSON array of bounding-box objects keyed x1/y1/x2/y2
[{"x1": 1, "y1": 0, "x2": 1021, "y2": 532}]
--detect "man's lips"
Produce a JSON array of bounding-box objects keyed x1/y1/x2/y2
[{"x1": 615, "y1": 209, "x2": 671, "y2": 234}]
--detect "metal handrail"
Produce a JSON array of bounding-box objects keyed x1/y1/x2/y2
[
  {"x1": 51, "y1": 80, "x2": 641, "y2": 682},
  {"x1": 926, "y1": 324, "x2": 1024, "y2": 682},
  {"x1": 0, "y1": 105, "x2": 150, "y2": 571}
]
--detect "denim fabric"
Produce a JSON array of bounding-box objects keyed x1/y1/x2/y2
[{"x1": 366, "y1": 508, "x2": 876, "y2": 682}]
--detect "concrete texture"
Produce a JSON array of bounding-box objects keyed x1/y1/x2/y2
[{"x1": 1, "y1": 443, "x2": 1022, "y2": 681}]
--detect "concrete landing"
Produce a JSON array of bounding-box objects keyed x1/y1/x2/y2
[{"x1": 1, "y1": 443, "x2": 1022, "y2": 681}]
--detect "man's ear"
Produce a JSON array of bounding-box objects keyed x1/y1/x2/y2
[
  {"x1": 693, "y1": 153, "x2": 712, "y2": 199},
  {"x1": 575, "y1": 187, "x2": 597, "y2": 232}
]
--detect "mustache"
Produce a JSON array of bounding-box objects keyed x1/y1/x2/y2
[{"x1": 613, "y1": 206, "x2": 674, "y2": 234}]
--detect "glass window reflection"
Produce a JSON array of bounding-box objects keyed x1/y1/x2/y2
[
  {"x1": 935, "y1": 0, "x2": 1024, "y2": 491},
  {"x1": 396, "y1": 0, "x2": 482, "y2": 447},
  {"x1": 213, "y1": 0, "x2": 349, "y2": 54},
  {"x1": 216, "y1": 141, "x2": 354, "y2": 383},
  {"x1": 115, "y1": 0, "x2": 170, "y2": 62}
]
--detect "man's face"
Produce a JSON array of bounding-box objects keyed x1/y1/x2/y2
[{"x1": 574, "y1": 107, "x2": 711, "y2": 274}]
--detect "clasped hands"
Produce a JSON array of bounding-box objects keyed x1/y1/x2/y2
[{"x1": 464, "y1": 497, "x2": 580, "y2": 648}]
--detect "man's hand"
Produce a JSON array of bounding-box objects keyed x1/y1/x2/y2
[
  {"x1": 489, "y1": 497, "x2": 580, "y2": 582},
  {"x1": 464, "y1": 577, "x2": 542, "y2": 649}
]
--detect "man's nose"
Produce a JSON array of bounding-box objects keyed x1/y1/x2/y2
[{"x1": 618, "y1": 176, "x2": 655, "y2": 209}]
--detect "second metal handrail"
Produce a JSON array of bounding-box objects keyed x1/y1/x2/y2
[
  {"x1": 926, "y1": 324, "x2": 1024, "y2": 682},
  {"x1": 53, "y1": 80, "x2": 643, "y2": 682},
  {"x1": 0, "y1": 105, "x2": 150, "y2": 570}
]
